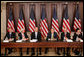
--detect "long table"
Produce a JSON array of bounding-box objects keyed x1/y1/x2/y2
[{"x1": 1, "y1": 41, "x2": 83, "y2": 56}]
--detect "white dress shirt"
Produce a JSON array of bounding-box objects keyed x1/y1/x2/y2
[
  {"x1": 9, "y1": 32, "x2": 12, "y2": 34},
  {"x1": 9, "y1": 32, "x2": 12, "y2": 38},
  {"x1": 76, "y1": 36, "x2": 79, "y2": 42},
  {"x1": 35, "y1": 32, "x2": 38, "y2": 38}
]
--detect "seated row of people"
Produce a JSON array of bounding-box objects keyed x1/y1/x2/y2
[{"x1": 4, "y1": 27, "x2": 83, "y2": 56}]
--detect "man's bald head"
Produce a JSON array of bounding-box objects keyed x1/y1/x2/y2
[{"x1": 35, "y1": 27, "x2": 38, "y2": 32}]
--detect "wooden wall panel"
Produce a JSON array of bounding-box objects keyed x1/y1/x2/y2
[{"x1": 6, "y1": 1, "x2": 83, "y2": 32}]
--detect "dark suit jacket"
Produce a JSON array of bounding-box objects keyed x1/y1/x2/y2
[
  {"x1": 46, "y1": 32, "x2": 57, "y2": 41},
  {"x1": 4, "y1": 32, "x2": 16, "y2": 42},
  {"x1": 61, "y1": 32, "x2": 70, "y2": 41},
  {"x1": 18, "y1": 32, "x2": 28, "y2": 40},
  {"x1": 31, "y1": 32, "x2": 41, "y2": 42},
  {"x1": 73, "y1": 32, "x2": 83, "y2": 41}
]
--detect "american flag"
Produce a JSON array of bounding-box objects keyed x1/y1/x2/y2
[
  {"x1": 62, "y1": 5, "x2": 71, "y2": 33},
  {"x1": 40, "y1": 7, "x2": 48, "y2": 38},
  {"x1": 52, "y1": 7, "x2": 59, "y2": 38},
  {"x1": 7, "y1": 8, "x2": 15, "y2": 32},
  {"x1": 17, "y1": 7, "x2": 25, "y2": 33},
  {"x1": 73, "y1": 4, "x2": 81, "y2": 31},
  {"x1": 29, "y1": 7, "x2": 36, "y2": 32}
]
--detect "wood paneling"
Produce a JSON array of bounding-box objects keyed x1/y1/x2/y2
[{"x1": 6, "y1": 1, "x2": 83, "y2": 32}]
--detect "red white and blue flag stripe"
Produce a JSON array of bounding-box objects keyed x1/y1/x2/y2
[
  {"x1": 40, "y1": 7, "x2": 48, "y2": 38},
  {"x1": 17, "y1": 7, "x2": 25, "y2": 33},
  {"x1": 52, "y1": 7, "x2": 59, "y2": 38},
  {"x1": 7, "y1": 8, "x2": 15, "y2": 32},
  {"x1": 62, "y1": 5, "x2": 71, "y2": 33},
  {"x1": 73, "y1": 4, "x2": 81, "y2": 31},
  {"x1": 29, "y1": 7, "x2": 36, "y2": 32}
]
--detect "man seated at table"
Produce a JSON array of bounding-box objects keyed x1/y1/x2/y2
[
  {"x1": 4, "y1": 27, "x2": 16, "y2": 54},
  {"x1": 73, "y1": 28, "x2": 83, "y2": 56},
  {"x1": 31, "y1": 27, "x2": 41, "y2": 56},
  {"x1": 61, "y1": 27, "x2": 71, "y2": 56},
  {"x1": 45, "y1": 28, "x2": 60, "y2": 54},
  {"x1": 18, "y1": 29, "x2": 29, "y2": 56}
]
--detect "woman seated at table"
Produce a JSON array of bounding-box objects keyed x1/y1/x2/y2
[
  {"x1": 73, "y1": 28, "x2": 83, "y2": 42},
  {"x1": 18, "y1": 29, "x2": 29, "y2": 56},
  {"x1": 73, "y1": 28, "x2": 83, "y2": 56},
  {"x1": 4, "y1": 27, "x2": 16, "y2": 54}
]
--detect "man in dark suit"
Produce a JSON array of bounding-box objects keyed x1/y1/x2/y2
[
  {"x1": 31, "y1": 27, "x2": 41, "y2": 56},
  {"x1": 61, "y1": 27, "x2": 71, "y2": 56},
  {"x1": 73, "y1": 28, "x2": 83, "y2": 56},
  {"x1": 18, "y1": 29, "x2": 29, "y2": 56},
  {"x1": 4, "y1": 27, "x2": 16, "y2": 54},
  {"x1": 45, "y1": 28, "x2": 60, "y2": 55},
  {"x1": 46, "y1": 28, "x2": 58, "y2": 41}
]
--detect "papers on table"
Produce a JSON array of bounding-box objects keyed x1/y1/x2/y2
[
  {"x1": 48, "y1": 39, "x2": 57, "y2": 41},
  {"x1": 9, "y1": 38, "x2": 14, "y2": 42},
  {"x1": 22, "y1": 39, "x2": 26, "y2": 41},
  {"x1": 80, "y1": 40, "x2": 83, "y2": 42},
  {"x1": 3, "y1": 40, "x2": 9, "y2": 42},
  {"x1": 66, "y1": 39, "x2": 73, "y2": 42},
  {"x1": 76, "y1": 37, "x2": 83, "y2": 42},
  {"x1": 16, "y1": 40, "x2": 22, "y2": 42},
  {"x1": 48, "y1": 39, "x2": 51, "y2": 40},
  {"x1": 30, "y1": 39, "x2": 38, "y2": 42},
  {"x1": 3, "y1": 38, "x2": 14, "y2": 42}
]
